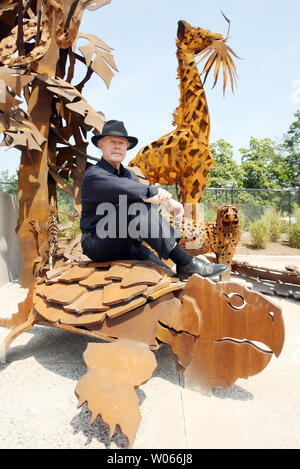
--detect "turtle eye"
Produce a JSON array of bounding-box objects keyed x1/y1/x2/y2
[{"x1": 223, "y1": 292, "x2": 246, "y2": 310}]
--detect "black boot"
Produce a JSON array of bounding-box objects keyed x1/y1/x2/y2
[{"x1": 176, "y1": 257, "x2": 228, "y2": 279}]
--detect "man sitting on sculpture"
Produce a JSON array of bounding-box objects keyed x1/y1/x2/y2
[{"x1": 80, "y1": 120, "x2": 228, "y2": 279}]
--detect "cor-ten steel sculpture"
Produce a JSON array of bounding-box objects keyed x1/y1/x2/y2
[
  {"x1": 129, "y1": 17, "x2": 239, "y2": 215},
  {"x1": 174, "y1": 203, "x2": 240, "y2": 280}
]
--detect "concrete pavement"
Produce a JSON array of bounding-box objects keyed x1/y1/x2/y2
[{"x1": 233, "y1": 254, "x2": 300, "y2": 270}]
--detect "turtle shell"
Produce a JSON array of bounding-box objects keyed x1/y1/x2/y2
[{"x1": 33, "y1": 260, "x2": 185, "y2": 348}]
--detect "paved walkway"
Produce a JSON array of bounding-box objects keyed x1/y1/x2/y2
[
  {"x1": 234, "y1": 255, "x2": 300, "y2": 270},
  {"x1": 0, "y1": 257, "x2": 299, "y2": 449}
]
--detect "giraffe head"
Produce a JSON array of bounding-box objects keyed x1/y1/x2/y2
[
  {"x1": 177, "y1": 20, "x2": 223, "y2": 53},
  {"x1": 176, "y1": 19, "x2": 240, "y2": 94}
]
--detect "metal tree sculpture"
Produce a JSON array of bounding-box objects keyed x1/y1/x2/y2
[{"x1": 0, "y1": 0, "x2": 118, "y2": 287}]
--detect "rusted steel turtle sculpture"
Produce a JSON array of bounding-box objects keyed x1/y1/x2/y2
[{"x1": 0, "y1": 260, "x2": 284, "y2": 447}]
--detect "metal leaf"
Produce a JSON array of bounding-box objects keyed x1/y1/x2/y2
[
  {"x1": 86, "y1": 0, "x2": 112, "y2": 11},
  {"x1": 76, "y1": 32, "x2": 118, "y2": 88},
  {"x1": 197, "y1": 39, "x2": 240, "y2": 94}
]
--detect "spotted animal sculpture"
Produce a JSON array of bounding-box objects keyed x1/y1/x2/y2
[
  {"x1": 174, "y1": 203, "x2": 240, "y2": 280},
  {"x1": 0, "y1": 260, "x2": 284, "y2": 448},
  {"x1": 129, "y1": 19, "x2": 239, "y2": 215}
]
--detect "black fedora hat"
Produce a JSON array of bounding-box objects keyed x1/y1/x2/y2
[{"x1": 91, "y1": 120, "x2": 138, "y2": 150}]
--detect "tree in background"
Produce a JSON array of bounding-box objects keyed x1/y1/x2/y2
[
  {"x1": 207, "y1": 139, "x2": 244, "y2": 188},
  {"x1": 204, "y1": 111, "x2": 300, "y2": 223},
  {"x1": 239, "y1": 111, "x2": 300, "y2": 190},
  {"x1": 239, "y1": 137, "x2": 283, "y2": 190},
  {"x1": 0, "y1": 169, "x2": 18, "y2": 196},
  {"x1": 282, "y1": 109, "x2": 300, "y2": 188}
]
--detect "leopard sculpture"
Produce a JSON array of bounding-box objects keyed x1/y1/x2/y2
[{"x1": 171, "y1": 203, "x2": 240, "y2": 280}]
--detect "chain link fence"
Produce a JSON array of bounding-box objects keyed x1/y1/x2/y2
[
  {"x1": 0, "y1": 180, "x2": 18, "y2": 196},
  {"x1": 202, "y1": 187, "x2": 300, "y2": 228},
  {"x1": 160, "y1": 185, "x2": 300, "y2": 229}
]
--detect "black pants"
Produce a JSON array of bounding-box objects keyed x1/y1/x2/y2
[{"x1": 81, "y1": 202, "x2": 182, "y2": 270}]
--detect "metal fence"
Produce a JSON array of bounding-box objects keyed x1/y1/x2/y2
[
  {"x1": 0, "y1": 180, "x2": 18, "y2": 196},
  {"x1": 160, "y1": 185, "x2": 300, "y2": 228},
  {"x1": 202, "y1": 187, "x2": 300, "y2": 226}
]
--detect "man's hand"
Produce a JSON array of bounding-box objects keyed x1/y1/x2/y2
[
  {"x1": 144, "y1": 187, "x2": 172, "y2": 211},
  {"x1": 164, "y1": 198, "x2": 184, "y2": 223},
  {"x1": 144, "y1": 188, "x2": 183, "y2": 223},
  {"x1": 157, "y1": 187, "x2": 172, "y2": 203}
]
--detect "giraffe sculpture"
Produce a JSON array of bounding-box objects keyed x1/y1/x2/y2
[{"x1": 129, "y1": 19, "x2": 239, "y2": 216}]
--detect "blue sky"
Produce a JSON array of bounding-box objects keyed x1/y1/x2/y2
[{"x1": 1, "y1": 0, "x2": 300, "y2": 175}]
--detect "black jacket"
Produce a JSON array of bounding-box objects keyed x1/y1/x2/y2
[{"x1": 80, "y1": 157, "x2": 158, "y2": 234}]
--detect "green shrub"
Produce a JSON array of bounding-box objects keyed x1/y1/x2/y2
[
  {"x1": 67, "y1": 217, "x2": 81, "y2": 239},
  {"x1": 289, "y1": 220, "x2": 300, "y2": 248},
  {"x1": 58, "y1": 211, "x2": 80, "y2": 239},
  {"x1": 249, "y1": 218, "x2": 270, "y2": 248},
  {"x1": 238, "y1": 208, "x2": 246, "y2": 234},
  {"x1": 279, "y1": 218, "x2": 288, "y2": 234},
  {"x1": 261, "y1": 211, "x2": 284, "y2": 242},
  {"x1": 293, "y1": 206, "x2": 300, "y2": 223},
  {"x1": 288, "y1": 206, "x2": 300, "y2": 248}
]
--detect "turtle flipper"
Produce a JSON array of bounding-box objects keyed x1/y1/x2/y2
[
  {"x1": 0, "y1": 282, "x2": 35, "y2": 330},
  {"x1": 0, "y1": 283, "x2": 37, "y2": 363},
  {"x1": 75, "y1": 338, "x2": 157, "y2": 448},
  {"x1": 0, "y1": 309, "x2": 37, "y2": 363}
]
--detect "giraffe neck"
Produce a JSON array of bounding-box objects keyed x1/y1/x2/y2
[{"x1": 175, "y1": 47, "x2": 210, "y2": 134}]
